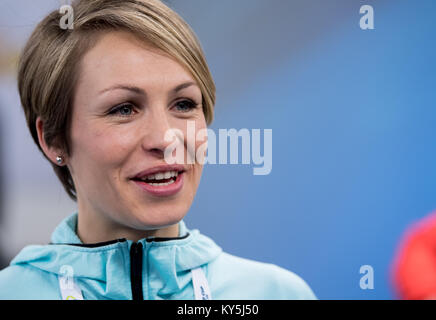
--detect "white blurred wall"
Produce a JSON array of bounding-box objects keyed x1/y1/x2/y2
[{"x1": 0, "y1": 1, "x2": 78, "y2": 262}]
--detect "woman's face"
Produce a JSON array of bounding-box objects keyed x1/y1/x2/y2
[{"x1": 68, "y1": 31, "x2": 206, "y2": 233}]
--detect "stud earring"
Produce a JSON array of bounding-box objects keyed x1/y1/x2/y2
[{"x1": 56, "y1": 156, "x2": 63, "y2": 165}]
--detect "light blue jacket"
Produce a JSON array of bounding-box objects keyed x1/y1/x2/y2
[{"x1": 0, "y1": 212, "x2": 316, "y2": 299}]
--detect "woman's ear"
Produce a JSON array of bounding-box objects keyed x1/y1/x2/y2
[{"x1": 35, "y1": 116, "x2": 65, "y2": 166}]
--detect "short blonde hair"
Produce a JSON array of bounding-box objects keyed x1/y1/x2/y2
[{"x1": 18, "y1": 0, "x2": 216, "y2": 201}]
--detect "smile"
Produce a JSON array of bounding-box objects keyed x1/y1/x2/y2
[
  {"x1": 137, "y1": 170, "x2": 179, "y2": 186},
  {"x1": 131, "y1": 170, "x2": 184, "y2": 197}
]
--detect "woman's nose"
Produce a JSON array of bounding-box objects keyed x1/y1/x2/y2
[{"x1": 140, "y1": 108, "x2": 182, "y2": 157}]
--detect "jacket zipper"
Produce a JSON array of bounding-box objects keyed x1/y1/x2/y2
[
  {"x1": 53, "y1": 233, "x2": 190, "y2": 300},
  {"x1": 130, "y1": 242, "x2": 144, "y2": 300}
]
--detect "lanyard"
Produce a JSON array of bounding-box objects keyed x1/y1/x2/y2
[
  {"x1": 58, "y1": 266, "x2": 211, "y2": 300},
  {"x1": 191, "y1": 267, "x2": 212, "y2": 300}
]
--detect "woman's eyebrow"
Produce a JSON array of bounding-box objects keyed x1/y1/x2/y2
[
  {"x1": 98, "y1": 81, "x2": 198, "y2": 96},
  {"x1": 99, "y1": 85, "x2": 145, "y2": 96},
  {"x1": 171, "y1": 81, "x2": 197, "y2": 93}
]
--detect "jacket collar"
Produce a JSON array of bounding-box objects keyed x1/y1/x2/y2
[{"x1": 11, "y1": 212, "x2": 222, "y2": 298}]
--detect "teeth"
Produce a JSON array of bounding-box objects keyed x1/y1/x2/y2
[
  {"x1": 147, "y1": 179, "x2": 176, "y2": 186},
  {"x1": 141, "y1": 170, "x2": 179, "y2": 181}
]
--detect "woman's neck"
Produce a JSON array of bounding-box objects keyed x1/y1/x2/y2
[{"x1": 76, "y1": 210, "x2": 180, "y2": 244}]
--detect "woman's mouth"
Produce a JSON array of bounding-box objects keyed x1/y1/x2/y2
[{"x1": 131, "y1": 170, "x2": 184, "y2": 197}]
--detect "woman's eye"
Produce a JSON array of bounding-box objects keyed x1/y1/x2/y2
[
  {"x1": 174, "y1": 99, "x2": 198, "y2": 112},
  {"x1": 108, "y1": 103, "x2": 135, "y2": 117}
]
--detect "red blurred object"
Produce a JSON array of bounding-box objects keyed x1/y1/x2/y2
[{"x1": 392, "y1": 211, "x2": 436, "y2": 300}]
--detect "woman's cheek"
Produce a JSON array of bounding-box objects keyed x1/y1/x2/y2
[
  {"x1": 195, "y1": 118, "x2": 208, "y2": 163},
  {"x1": 89, "y1": 127, "x2": 132, "y2": 163}
]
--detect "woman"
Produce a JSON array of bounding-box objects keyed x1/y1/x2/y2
[{"x1": 0, "y1": 0, "x2": 316, "y2": 300}]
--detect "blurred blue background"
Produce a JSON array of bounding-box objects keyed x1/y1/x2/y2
[{"x1": 0, "y1": 0, "x2": 435, "y2": 299}]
